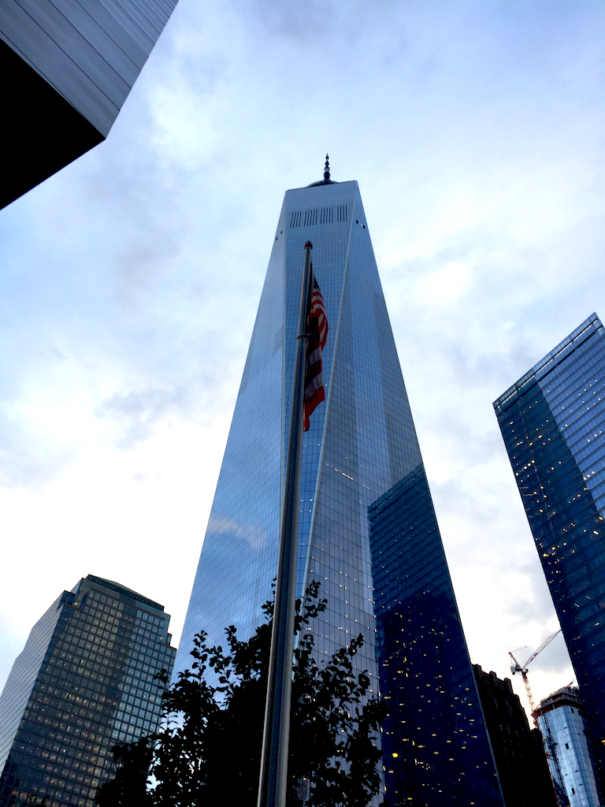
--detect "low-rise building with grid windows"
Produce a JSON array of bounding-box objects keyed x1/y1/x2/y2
[{"x1": 0, "y1": 574, "x2": 175, "y2": 807}]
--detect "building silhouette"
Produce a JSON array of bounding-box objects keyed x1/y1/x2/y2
[
  {"x1": 0, "y1": 575, "x2": 176, "y2": 807},
  {"x1": 535, "y1": 686, "x2": 599, "y2": 807},
  {"x1": 473, "y1": 664, "x2": 558, "y2": 807},
  {"x1": 1, "y1": 0, "x2": 178, "y2": 209},
  {"x1": 494, "y1": 313, "x2": 605, "y2": 798},
  {"x1": 176, "y1": 163, "x2": 504, "y2": 805}
]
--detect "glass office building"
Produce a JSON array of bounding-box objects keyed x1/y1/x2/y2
[
  {"x1": 0, "y1": 575, "x2": 176, "y2": 807},
  {"x1": 535, "y1": 686, "x2": 599, "y2": 807},
  {"x1": 1, "y1": 0, "x2": 179, "y2": 208},
  {"x1": 176, "y1": 168, "x2": 503, "y2": 805},
  {"x1": 494, "y1": 313, "x2": 605, "y2": 797}
]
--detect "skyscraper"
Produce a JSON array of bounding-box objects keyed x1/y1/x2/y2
[
  {"x1": 176, "y1": 164, "x2": 503, "y2": 805},
  {"x1": 494, "y1": 313, "x2": 605, "y2": 796},
  {"x1": 1, "y1": 0, "x2": 179, "y2": 209},
  {"x1": 535, "y1": 686, "x2": 599, "y2": 807},
  {"x1": 0, "y1": 575, "x2": 176, "y2": 807}
]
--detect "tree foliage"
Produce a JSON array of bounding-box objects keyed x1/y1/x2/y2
[{"x1": 95, "y1": 582, "x2": 387, "y2": 807}]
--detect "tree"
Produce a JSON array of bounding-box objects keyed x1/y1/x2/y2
[{"x1": 95, "y1": 582, "x2": 387, "y2": 807}]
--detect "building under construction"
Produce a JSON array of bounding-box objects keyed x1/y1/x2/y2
[{"x1": 535, "y1": 687, "x2": 600, "y2": 807}]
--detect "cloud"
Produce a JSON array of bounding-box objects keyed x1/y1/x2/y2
[
  {"x1": 0, "y1": 408, "x2": 75, "y2": 489},
  {"x1": 251, "y1": 1, "x2": 342, "y2": 44},
  {"x1": 98, "y1": 383, "x2": 210, "y2": 449},
  {"x1": 207, "y1": 515, "x2": 267, "y2": 550},
  {"x1": 3, "y1": 0, "x2": 605, "y2": 707},
  {"x1": 0, "y1": 612, "x2": 24, "y2": 692}
]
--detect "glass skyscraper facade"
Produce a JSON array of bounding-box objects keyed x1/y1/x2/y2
[
  {"x1": 176, "y1": 171, "x2": 503, "y2": 805},
  {"x1": 494, "y1": 313, "x2": 605, "y2": 797},
  {"x1": 535, "y1": 686, "x2": 599, "y2": 807},
  {"x1": 0, "y1": 575, "x2": 176, "y2": 807}
]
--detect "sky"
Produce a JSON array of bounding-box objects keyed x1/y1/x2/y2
[{"x1": 2, "y1": 0, "x2": 605, "y2": 719}]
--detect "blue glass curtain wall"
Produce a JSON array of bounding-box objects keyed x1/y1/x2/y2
[
  {"x1": 494, "y1": 313, "x2": 605, "y2": 797},
  {"x1": 177, "y1": 179, "x2": 503, "y2": 805}
]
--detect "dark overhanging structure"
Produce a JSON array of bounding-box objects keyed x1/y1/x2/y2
[{"x1": 1, "y1": 0, "x2": 178, "y2": 210}]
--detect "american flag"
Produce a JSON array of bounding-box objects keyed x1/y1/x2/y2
[{"x1": 303, "y1": 272, "x2": 328, "y2": 431}]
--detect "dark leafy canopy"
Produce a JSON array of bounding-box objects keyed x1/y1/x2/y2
[{"x1": 95, "y1": 582, "x2": 387, "y2": 807}]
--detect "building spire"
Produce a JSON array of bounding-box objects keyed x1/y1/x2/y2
[
  {"x1": 323, "y1": 154, "x2": 331, "y2": 183},
  {"x1": 306, "y1": 154, "x2": 338, "y2": 187}
]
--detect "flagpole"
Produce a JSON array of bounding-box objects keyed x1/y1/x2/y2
[{"x1": 257, "y1": 241, "x2": 314, "y2": 807}]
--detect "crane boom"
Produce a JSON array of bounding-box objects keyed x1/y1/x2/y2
[
  {"x1": 508, "y1": 630, "x2": 567, "y2": 807},
  {"x1": 522, "y1": 629, "x2": 561, "y2": 668},
  {"x1": 508, "y1": 629, "x2": 562, "y2": 722}
]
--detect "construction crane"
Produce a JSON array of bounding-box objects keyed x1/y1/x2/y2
[
  {"x1": 509, "y1": 629, "x2": 561, "y2": 716},
  {"x1": 509, "y1": 630, "x2": 568, "y2": 807}
]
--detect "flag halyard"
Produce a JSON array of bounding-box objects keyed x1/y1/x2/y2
[{"x1": 303, "y1": 273, "x2": 328, "y2": 431}]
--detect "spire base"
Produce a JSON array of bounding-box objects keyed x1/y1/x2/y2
[{"x1": 307, "y1": 153, "x2": 339, "y2": 187}]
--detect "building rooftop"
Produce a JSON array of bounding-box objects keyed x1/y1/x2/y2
[
  {"x1": 535, "y1": 685, "x2": 584, "y2": 717},
  {"x1": 86, "y1": 575, "x2": 166, "y2": 612},
  {"x1": 493, "y1": 312, "x2": 602, "y2": 414}
]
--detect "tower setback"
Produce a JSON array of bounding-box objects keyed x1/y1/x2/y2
[{"x1": 176, "y1": 170, "x2": 503, "y2": 805}]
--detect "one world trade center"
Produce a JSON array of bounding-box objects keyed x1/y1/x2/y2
[{"x1": 175, "y1": 161, "x2": 503, "y2": 806}]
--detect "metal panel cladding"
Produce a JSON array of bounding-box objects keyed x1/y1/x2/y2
[
  {"x1": 1, "y1": 0, "x2": 177, "y2": 135},
  {"x1": 0, "y1": 0, "x2": 178, "y2": 207}
]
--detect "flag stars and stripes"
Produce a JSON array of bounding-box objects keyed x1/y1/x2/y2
[{"x1": 303, "y1": 273, "x2": 328, "y2": 431}]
